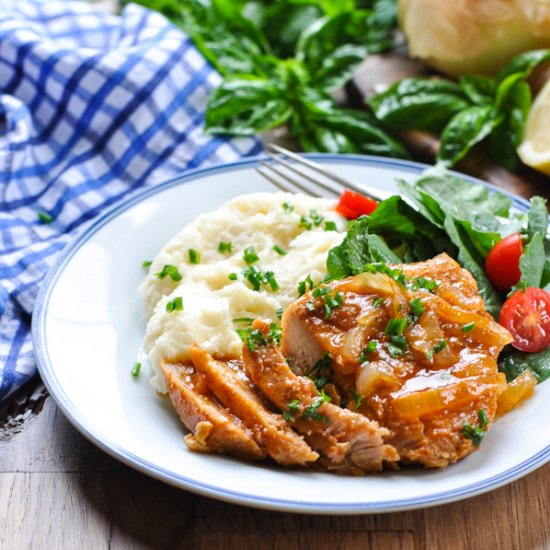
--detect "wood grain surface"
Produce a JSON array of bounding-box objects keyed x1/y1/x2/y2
[{"x1": 3, "y1": 53, "x2": 550, "y2": 550}]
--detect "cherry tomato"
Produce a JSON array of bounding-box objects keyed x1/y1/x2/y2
[
  {"x1": 485, "y1": 233, "x2": 523, "y2": 291},
  {"x1": 336, "y1": 190, "x2": 378, "y2": 219},
  {"x1": 499, "y1": 287, "x2": 550, "y2": 352}
]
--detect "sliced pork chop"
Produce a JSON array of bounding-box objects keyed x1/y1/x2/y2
[
  {"x1": 189, "y1": 347, "x2": 318, "y2": 466},
  {"x1": 242, "y1": 319, "x2": 399, "y2": 474},
  {"x1": 279, "y1": 253, "x2": 512, "y2": 468},
  {"x1": 160, "y1": 361, "x2": 265, "y2": 460}
]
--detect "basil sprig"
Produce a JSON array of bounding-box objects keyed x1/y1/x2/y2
[{"x1": 369, "y1": 49, "x2": 550, "y2": 169}]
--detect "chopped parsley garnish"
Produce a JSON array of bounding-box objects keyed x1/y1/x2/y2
[
  {"x1": 324, "y1": 221, "x2": 337, "y2": 231},
  {"x1": 131, "y1": 362, "x2": 142, "y2": 377},
  {"x1": 276, "y1": 307, "x2": 284, "y2": 320},
  {"x1": 462, "y1": 322, "x2": 476, "y2": 333},
  {"x1": 309, "y1": 209, "x2": 324, "y2": 227},
  {"x1": 433, "y1": 339, "x2": 447, "y2": 354},
  {"x1": 218, "y1": 241, "x2": 232, "y2": 253},
  {"x1": 299, "y1": 215, "x2": 312, "y2": 230},
  {"x1": 307, "y1": 352, "x2": 333, "y2": 389},
  {"x1": 372, "y1": 297, "x2": 384, "y2": 307},
  {"x1": 411, "y1": 276, "x2": 439, "y2": 293},
  {"x1": 303, "y1": 394, "x2": 330, "y2": 423},
  {"x1": 359, "y1": 340, "x2": 377, "y2": 363},
  {"x1": 478, "y1": 409, "x2": 488, "y2": 428},
  {"x1": 461, "y1": 424, "x2": 485, "y2": 446},
  {"x1": 142, "y1": 260, "x2": 152, "y2": 268},
  {"x1": 272, "y1": 244, "x2": 287, "y2": 256},
  {"x1": 283, "y1": 399, "x2": 300, "y2": 422},
  {"x1": 350, "y1": 388, "x2": 364, "y2": 409},
  {"x1": 282, "y1": 202, "x2": 294, "y2": 213},
  {"x1": 155, "y1": 264, "x2": 182, "y2": 281},
  {"x1": 233, "y1": 317, "x2": 254, "y2": 324},
  {"x1": 243, "y1": 246, "x2": 259, "y2": 264},
  {"x1": 38, "y1": 211, "x2": 54, "y2": 223},
  {"x1": 228, "y1": 272, "x2": 238, "y2": 281},
  {"x1": 365, "y1": 263, "x2": 407, "y2": 287},
  {"x1": 188, "y1": 249, "x2": 200, "y2": 264},
  {"x1": 165, "y1": 296, "x2": 183, "y2": 313},
  {"x1": 408, "y1": 297, "x2": 426, "y2": 322},
  {"x1": 385, "y1": 317, "x2": 407, "y2": 336},
  {"x1": 298, "y1": 274, "x2": 315, "y2": 296}
]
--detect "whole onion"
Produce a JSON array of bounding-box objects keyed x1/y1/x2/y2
[{"x1": 398, "y1": 0, "x2": 550, "y2": 76}]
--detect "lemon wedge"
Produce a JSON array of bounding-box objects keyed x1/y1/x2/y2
[{"x1": 518, "y1": 79, "x2": 550, "y2": 175}]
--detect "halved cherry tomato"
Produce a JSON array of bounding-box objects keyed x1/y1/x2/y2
[
  {"x1": 336, "y1": 190, "x2": 378, "y2": 219},
  {"x1": 499, "y1": 287, "x2": 550, "y2": 352},
  {"x1": 485, "y1": 233, "x2": 524, "y2": 291}
]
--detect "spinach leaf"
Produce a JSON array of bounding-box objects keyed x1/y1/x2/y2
[
  {"x1": 442, "y1": 216, "x2": 503, "y2": 318},
  {"x1": 368, "y1": 78, "x2": 470, "y2": 133},
  {"x1": 499, "y1": 346, "x2": 550, "y2": 383},
  {"x1": 437, "y1": 105, "x2": 502, "y2": 166},
  {"x1": 205, "y1": 78, "x2": 291, "y2": 134},
  {"x1": 518, "y1": 233, "x2": 545, "y2": 289},
  {"x1": 526, "y1": 197, "x2": 548, "y2": 241},
  {"x1": 367, "y1": 234, "x2": 401, "y2": 263}
]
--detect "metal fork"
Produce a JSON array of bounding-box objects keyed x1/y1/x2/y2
[{"x1": 256, "y1": 143, "x2": 387, "y2": 200}]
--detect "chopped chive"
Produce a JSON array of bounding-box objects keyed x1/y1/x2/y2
[
  {"x1": 462, "y1": 424, "x2": 485, "y2": 446},
  {"x1": 309, "y1": 209, "x2": 324, "y2": 227},
  {"x1": 188, "y1": 249, "x2": 200, "y2": 264},
  {"x1": 276, "y1": 307, "x2": 284, "y2": 320},
  {"x1": 282, "y1": 202, "x2": 294, "y2": 213},
  {"x1": 359, "y1": 340, "x2": 377, "y2": 363},
  {"x1": 142, "y1": 260, "x2": 152, "y2": 268},
  {"x1": 478, "y1": 409, "x2": 488, "y2": 428},
  {"x1": 350, "y1": 388, "x2": 364, "y2": 409},
  {"x1": 372, "y1": 297, "x2": 383, "y2": 307},
  {"x1": 155, "y1": 264, "x2": 182, "y2": 281},
  {"x1": 131, "y1": 362, "x2": 142, "y2": 377},
  {"x1": 387, "y1": 344, "x2": 404, "y2": 358},
  {"x1": 299, "y1": 215, "x2": 312, "y2": 230},
  {"x1": 409, "y1": 297, "x2": 426, "y2": 322},
  {"x1": 272, "y1": 244, "x2": 287, "y2": 256},
  {"x1": 283, "y1": 398, "x2": 301, "y2": 422},
  {"x1": 38, "y1": 211, "x2": 54, "y2": 224},
  {"x1": 264, "y1": 271, "x2": 280, "y2": 291},
  {"x1": 228, "y1": 272, "x2": 238, "y2": 281},
  {"x1": 233, "y1": 317, "x2": 254, "y2": 324},
  {"x1": 165, "y1": 296, "x2": 183, "y2": 313},
  {"x1": 218, "y1": 241, "x2": 233, "y2": 253},
  {"x1": 243, "y1": 246, "x2": 259, "y2": 264},
  {"x1": 324, "y1": 221, "x2": 337, "y2": 231},
  {"x1": 433, "y1": 339, "x2": 447, "y2": 354},
  {"x1": 411, "y1": 276, "x2": 439, "y2": 292},
  {"x1": 385, "y1": 317, "x2": 407, "y2": 336},
  {"x1": 298, "y1": 274, "x2": 315, "y2": 296},
  {"x1": 462, "y1": 322, "x2": 475, "y2": 333}
]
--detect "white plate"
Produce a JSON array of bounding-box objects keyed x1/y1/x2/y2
[{"x1": 32, "y1": 154, "x2": 550, "y2": 514}]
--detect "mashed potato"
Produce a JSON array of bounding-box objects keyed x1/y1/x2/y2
[{"x1": 141, "y1": 192, "x2": 345, "y2": 393}]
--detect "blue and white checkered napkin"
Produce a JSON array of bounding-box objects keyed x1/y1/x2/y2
[{"x1": 0, "y1": 0, "x2": 262, "y2": 400}]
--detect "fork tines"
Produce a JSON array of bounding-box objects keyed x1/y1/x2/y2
[{"x1": 256, "y1": 143, "x2": 379, "y2": 201}]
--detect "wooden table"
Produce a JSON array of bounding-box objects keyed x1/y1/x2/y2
[{"x1": 4, "y1": 53, "x2": 550, "y2": 550}]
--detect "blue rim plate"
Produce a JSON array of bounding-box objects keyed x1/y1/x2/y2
[{"x1": 32, "y1": 154, "x2": 550, "y2": 514}]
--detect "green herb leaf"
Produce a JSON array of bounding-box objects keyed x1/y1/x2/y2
[
  {"x1": 188, "y1": 249, "x2": 200, "y2": 264},
  {"x1": 518, "y1": 232, "x2": 545, "y2": 290},
  {"x1": 142, "y1": 260, "x2": 152, "y2": 268},
  {"x1": 165, "y1": 296, "x2": 183, "y2": 313},
  {"x1": 243, "y1": 246, "x2": 260, "y2": 264},
  {"x1": 526, "y1": 197, "x2": 548, "y2": 242},
  {"x1": 218, "y1": 241, "x2": 233, "y2": 253},
  {"x1": 272, "y1": 244, "x2": 287, "y2": 256},
  {"x1": 155, "y1": 264, "x2": 182, "y2": 281}
]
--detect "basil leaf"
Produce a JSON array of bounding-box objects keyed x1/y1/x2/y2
[
  {"x1": 437, "y1": 105, "x2": 502, "y2": 166},
  {"x1": 295, "y1": 105, "x2": 409, "y2": 158},
  {"x1": 205, "y1": 78, "x2": 291, "y2": 134},
  {"x1": 518, "y1": 232, "x2": 545, "y2": 289},
  {"x1": 369, "y1": 77, "x2": 470, "y2": 133},
  {"x1": 526, "y1": 197, "x2": 549, "y2": 241},
  {"x1": 497, "y1": 49, "x2": 550, "y2": 83},
  {"x1": 499, "y1": 346, "x2": 550, "y2": 383},
  {"x1": 297, "y1": 11, "x2": 387, "y2": 91},
  {"x1": 459, "y1": 75, "x2": 496, "y2": 106}
]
